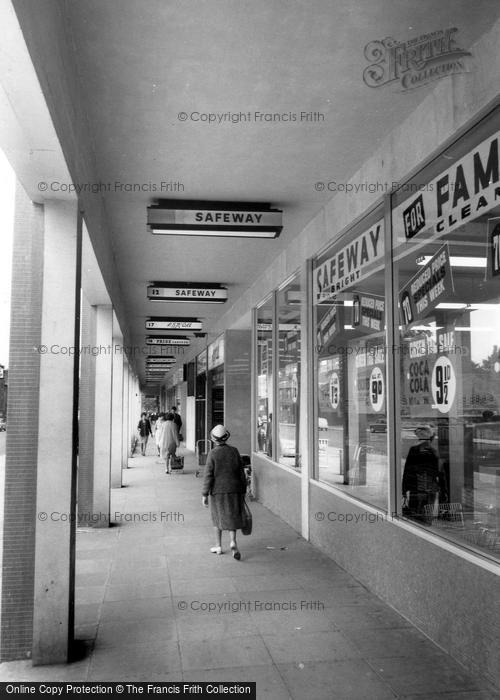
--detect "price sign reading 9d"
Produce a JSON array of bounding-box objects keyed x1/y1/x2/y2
[{"x1": 431, "y1": 356, "x2": 456, "y2": 413}]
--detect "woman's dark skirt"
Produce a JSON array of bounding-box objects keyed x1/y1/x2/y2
[{"x1": 210, "y1": 492, "x2": 245, "y2": 530}]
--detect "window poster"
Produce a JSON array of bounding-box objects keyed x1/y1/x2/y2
[{"x1": 399, "y1": 244, "x2": 454, "y2": 327}]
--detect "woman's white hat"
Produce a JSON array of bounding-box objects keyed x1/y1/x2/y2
[{"x1": 210, "y1": 424, "x2": 230, "y2": 442}]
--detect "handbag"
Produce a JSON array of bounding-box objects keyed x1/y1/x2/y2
[{"x1": 241, "y1": 498, "x2": 252, "y2": 536}]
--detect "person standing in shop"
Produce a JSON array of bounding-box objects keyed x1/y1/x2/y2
[{"x1": 402, "y1": 424, "x2": 445, "y2": 522}]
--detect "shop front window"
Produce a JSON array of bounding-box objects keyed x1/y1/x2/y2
[
  {"x1": 256, "y1": 298, "x2": 273, "y2": 458},
  {"x1": 314, "y1": 208, "x2": 387, "y2": 509},
  {"x1": 277, "y1": 275, "x2": 301, "y2": 470},
  {"x1": 392, "y1": 109, "x2": 500, "y2": 558}
]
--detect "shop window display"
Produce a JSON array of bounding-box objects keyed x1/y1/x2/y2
[
  {"x1": 392, "y1": 110, "x2": 500, "y2": 558},
  {"x1": 256, "y1": 298, "x2": 273, "y2": 458},
  {"x1": 313, "y1": 208, "x2": 388, "y2": 509},
  {"x1": 277, "y1": 276, "x2": 301, "y2": 470}
]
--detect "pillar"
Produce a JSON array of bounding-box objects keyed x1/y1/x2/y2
[
  {"x1": 92, "y1": 305, "x2": 113, "y2": 522},
  {"x1": 122, "y1": 362, "x2": 130, "y2": 467},
  {"x1": 0, "y1": 194, "x2": 81, "y2": 664},
  {"x1": 1, "y1": 185, "x2": 44, "y2": 661},
  {"x1": 110, "y1": 324, "x2": 124, "y2": 488},
  {"x1": 77, "y1": 292, "x2": 96, "y2": 524},
  {"x1": 76, "y1": 304, "x2": 113, "y2": 527}
]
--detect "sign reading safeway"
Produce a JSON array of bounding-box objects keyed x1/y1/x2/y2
[
  {"x1": 314, "y1": 221, "x2": 384, "y2": 303},
  {"x1": 148, "y1": 207, "x2": 282, "y2": 228},
  {"x1": 148, "y1": 285, "x2": 227, "y2": 302}
]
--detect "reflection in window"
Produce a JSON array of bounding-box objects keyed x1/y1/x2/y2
[
  {"x1": 277, "y1": 277, "x2": 301, "y2": 470},
  {"x1": 393, "y1": 119, "x2": 500, "y2": 559},
  {"x1": 256, "y1": 299, "x2": 273, "y2": 458},
  {"x1": 314, "y1": 215, "x2": 388, "y2": 510}
]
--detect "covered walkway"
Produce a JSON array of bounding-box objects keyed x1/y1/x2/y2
[{"x1": 0, "y1": 449, "x2": 497, "y2": 699}]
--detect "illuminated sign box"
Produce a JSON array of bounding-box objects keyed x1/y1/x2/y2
[
  {"x1": 148, "y1": 283, "x2": 227, "y2": 303},
  {"x1": 146, "y1": 318, "x2": 202, "y2": 331},
  {"x1": 146, "y1": 336, "x2": 190, "y2": 346},
  {"x1": 147, "y1": 201, "x2": 282, "y2": 239},
  {"x1": 146, "y1": 356, "x2": 176, "y2": 364},
  {"x1": 144, "y1": 336, "x2": 190, "y2": 346}
]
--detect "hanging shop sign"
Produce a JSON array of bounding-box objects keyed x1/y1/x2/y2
[
  {"x1": 314, "y1": 220, "x2": 384, "y2": 303},
  {"x1": 399, "y1": 244, "x2": 453, "y2": 326},
  {"x1": 145, "y1": 336, "x2": 188, "y2": 346},
  {"x1": 144, "y1": 336, "x2": 190, "y2": 346},
  {"x1": 397, "y1": 131, "x2": 500, "y2": 240},
  {"x1": 316, "y1": 306, "x2": 338, "y2": 351},
  {"x1": 147, "y1": 203, "x2": 283, "y2": 238},
  {"x1": 363, "y1": 27, "x2": 471, "y2": 92},
  {"x1": 431, "y1": 355, "x2": 457, "y2": 413},
  {"x1": 148, "y1": 284, "x2": 227, "y2": 302},
  {"x1": 352, "y1": 293, "x2": 385, "y2": 332},
  {"x1": 146, "y1": 318, "x2": 202, "y2": 331},
  {"x1": 487, "y1": 218, "x2": 500, "y2": 279},
  {"x1": 146, "y1": 356, "x2": 176, "y2": 364}
]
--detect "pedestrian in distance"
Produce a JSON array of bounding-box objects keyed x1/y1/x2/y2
[
  {"x1": 137, "y1": 412, "x2": 152, "y2": 456},
  {"x1": 171, "y1": 405, "x2": 183, "y2": 440},
  {"x1": 201, "y1": 424, "x2": 247, "y2": 560},
  {"x1": 155, "y1": 412, "x2": 166, "y2": 460},
  {"x1": 160, "y1": 412, "x2": 180, "y2": 474}
]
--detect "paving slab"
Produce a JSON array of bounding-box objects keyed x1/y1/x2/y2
[{"x1": 1, "y1": 449, "x2": 498, "y2": 700}]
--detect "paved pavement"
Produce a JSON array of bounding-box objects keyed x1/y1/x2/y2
[{"x1": 0, "y1": 446, "x2": 499, "y2": 699}]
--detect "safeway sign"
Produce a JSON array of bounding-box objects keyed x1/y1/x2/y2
[
  {"x1": 314, "y1": 221, "x2": 384, "y2": 303},
  {"x1": 148, "y1": 285, "x2": 227, "y2": 302}
]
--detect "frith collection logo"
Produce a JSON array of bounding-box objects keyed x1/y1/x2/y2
[{"x1": 363, "y1": 28, "x2": 471, "y2": 91}]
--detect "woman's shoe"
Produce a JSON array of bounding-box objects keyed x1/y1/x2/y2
[
  {"x1": 210, "y1": 546, "x2": 222, "y2": 555},
  {"x1": 230, "y1": 542, "x2": 241, "y2": 560}
]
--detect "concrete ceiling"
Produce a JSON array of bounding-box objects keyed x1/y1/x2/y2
[{"x1": 7, "y1": 0, "x2": 500, "y2": 386}]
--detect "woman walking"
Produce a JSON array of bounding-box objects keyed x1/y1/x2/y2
[
  {"x1": 201, "y1": 424, "x2": 247, "y2": 559},
  {"x1": 160, "y1": 413, "x2": 180, "y2": 474},
  {"x1": 154, "y1": 412, "x2": 166, "y2": 461}
]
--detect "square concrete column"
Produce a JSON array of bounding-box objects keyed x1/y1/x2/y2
[
  {"x1": 77, "y1": 292, "x2": 96, "y2": 525},
  {"x1": 122, "y1": 362, "x2": 130, "y2": 465},
  {"x1": 32, "y1": 200, "x2": 80, "y2": 664},
  {"x1": 110, "y1": 330, "x2": 124, "y2": 488},
  {"x1": 77, "y1": 303, "x2": 113, "y2": 526},
  {"x1": 130, "y1": 373, "x2": 139, "y2": 452},
  {"x1": 1, "y1": 185, "x2": 44, "y2": 661},
  {"x1": 92, "y1": 305, "x2": 113, "y2": 523}
]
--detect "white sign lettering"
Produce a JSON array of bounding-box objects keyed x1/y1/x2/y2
[{"x1": 314, "y1": 221, "x2": 384, "y2": 303}]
